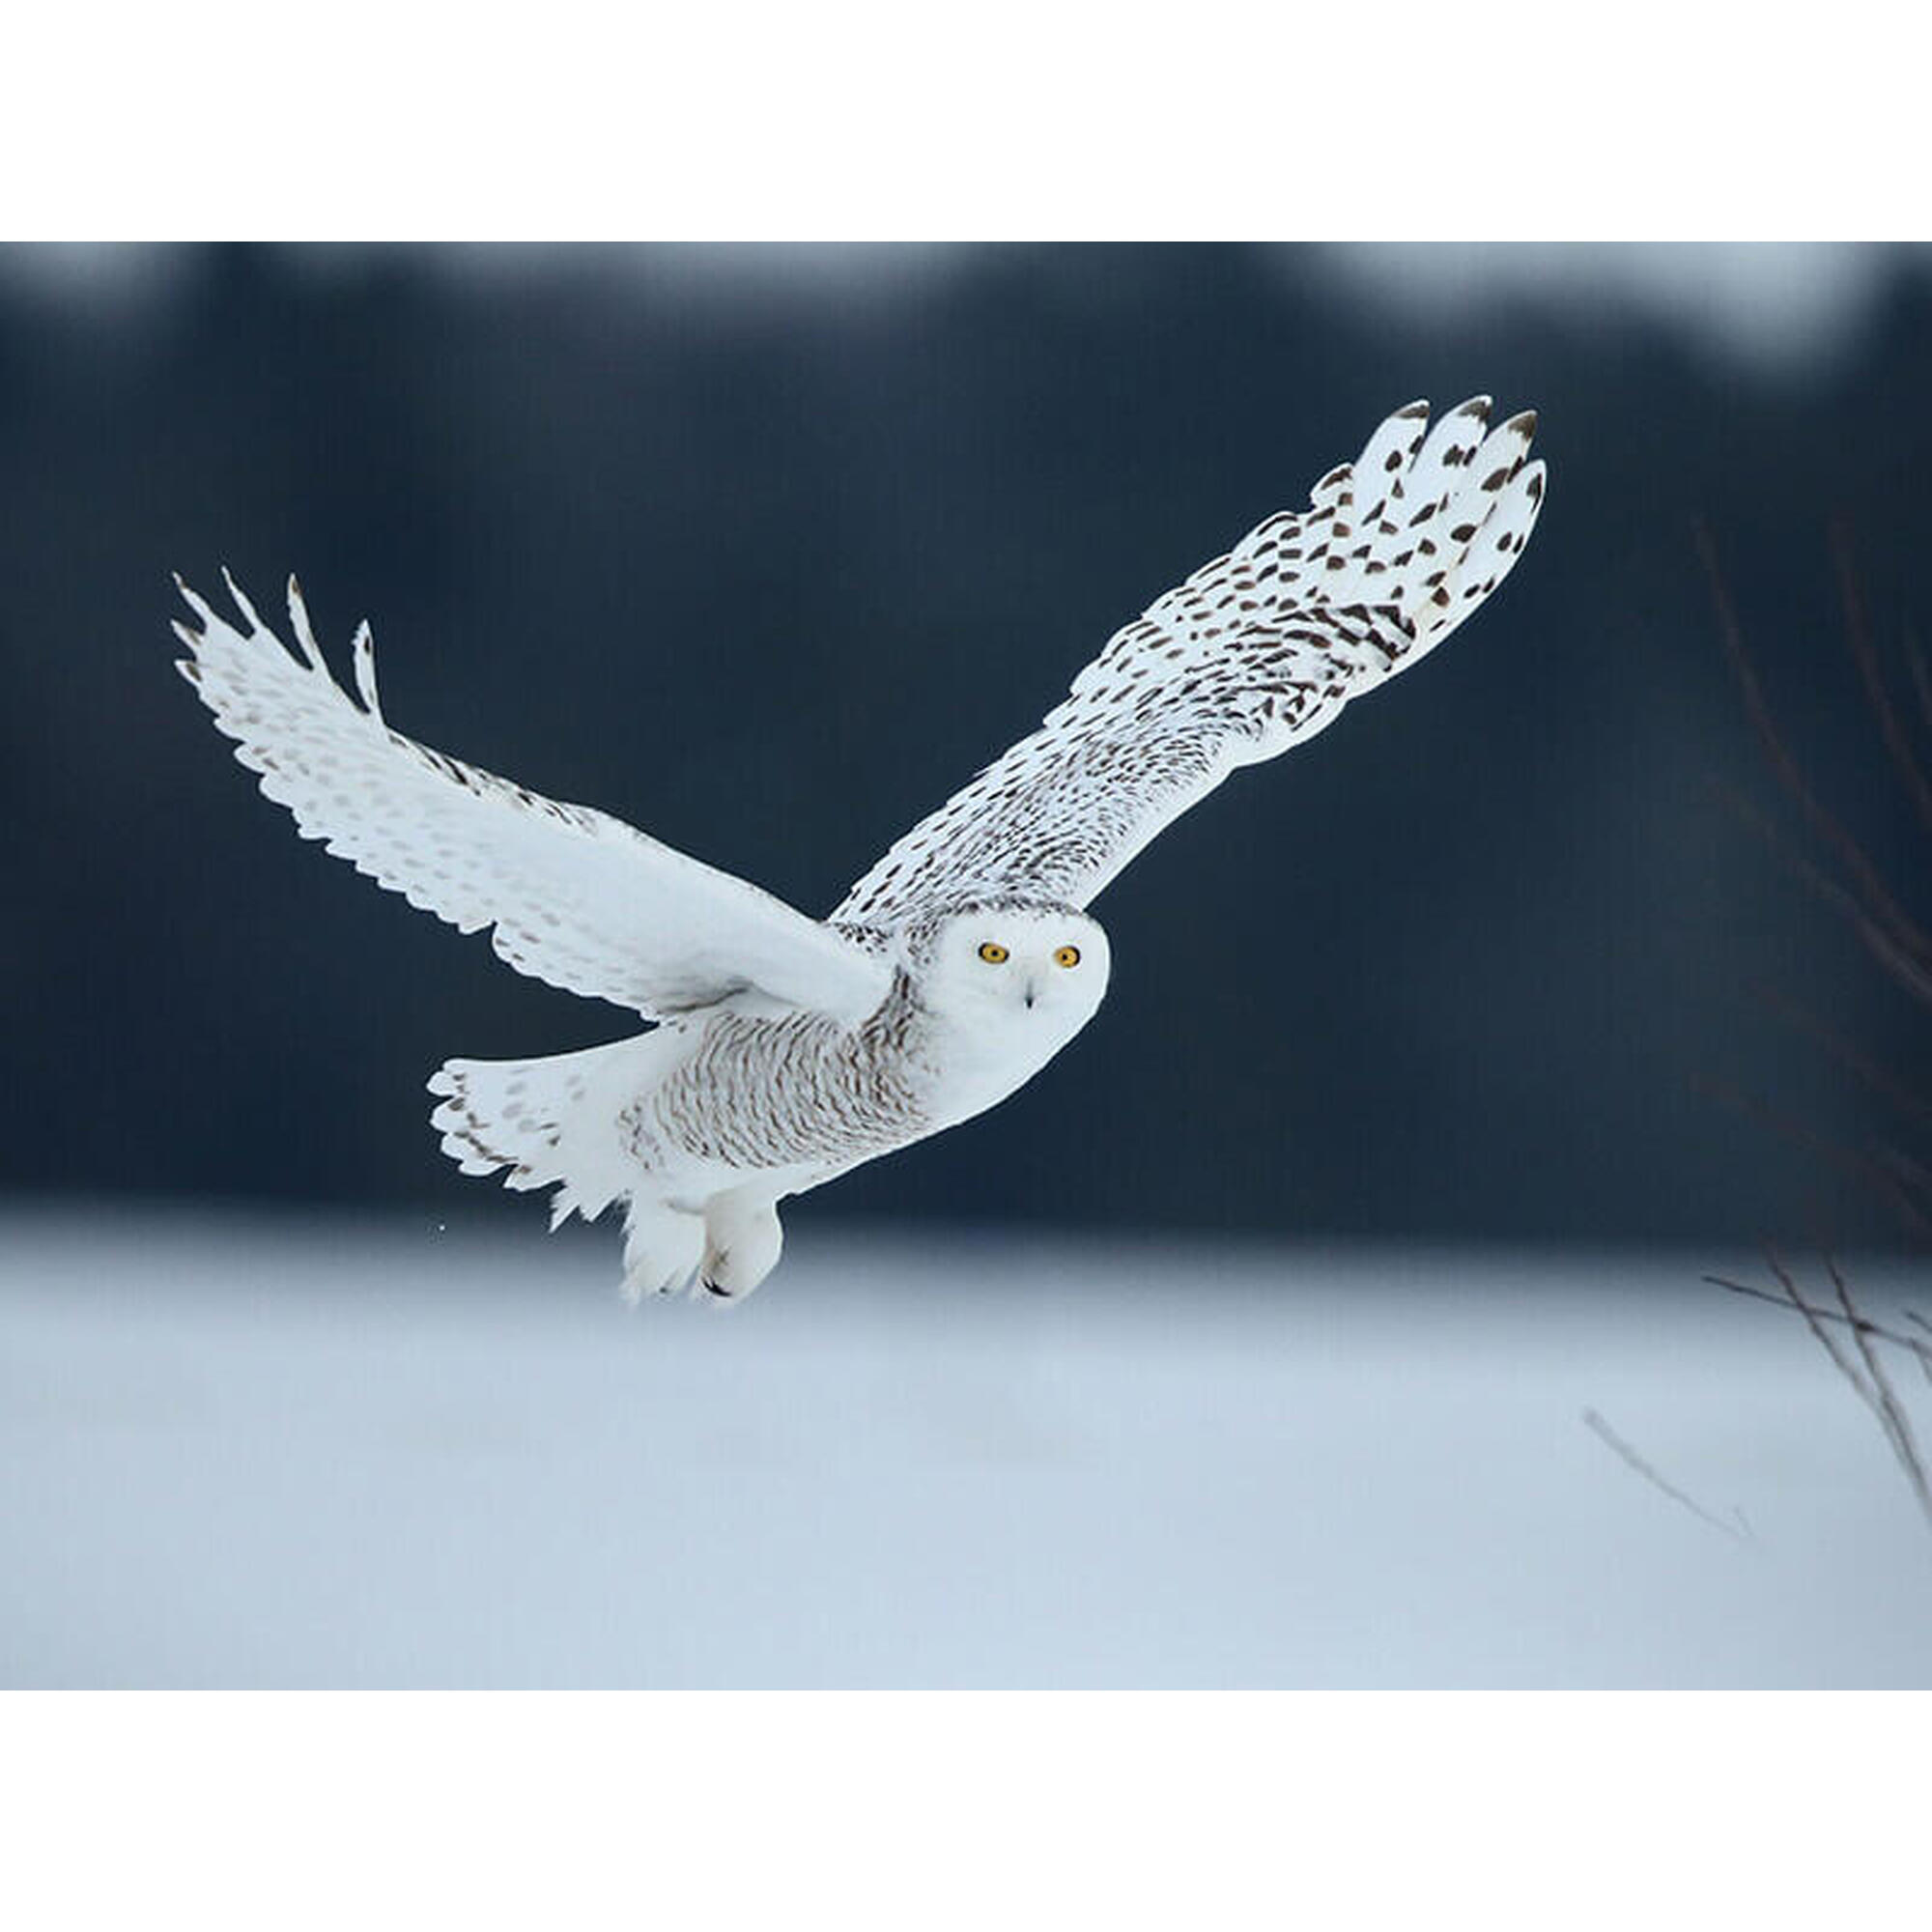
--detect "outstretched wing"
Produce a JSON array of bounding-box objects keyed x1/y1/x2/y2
[
  {"x1": 835, "y1": 398, "x2": 1544, "y2": 927},
  {"x1": 176, "y1": 574, "x2": 893, "y2": 1025}
]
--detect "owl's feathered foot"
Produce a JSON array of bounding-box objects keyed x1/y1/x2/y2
[
  {"x1": 620, "y1": 1201, "x2": 705, "y2": 1304},
  {"x1": 696, "y1": 1190, "x2": 785, "y2": 1302},
  {"x1": 618, "y1": 1191, "x2": 784, "y2": 1303}
]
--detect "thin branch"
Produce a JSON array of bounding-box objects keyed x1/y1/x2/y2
[
  {"x1": 1581, "y1": 1408, "x2": 1753, "y2": 1543},
  {"x1": 1747, "y1": 980, "x2": 1932, "y2": 1123},
  {"x1": 1902, "y1": 623, "x2": 1932, "y2": 743},
  {"x1": 1766, "y1": 1247, "x2": 1874, "y2": 1403},
  {"x1": 1709, "y1": 1270, "x2": 1932, "y2": 1373},
  {"x1": 1696, "y1": 520, "x2": 1932, "y2": 974},
  {"x1": 1695, "y1": 1073, "x2": 1932, "y2": 1242},
  {"x1": 1830, "y1": 519, "x2": 1932, "y2": 842},
  {"x1": 1906, "y1": 1310, "x2": 1932, "y2": 1390},
  {"x1": 1702, "y1": 528, "x2": 1932, "y2": 1540},
  {"x1": 1827, "y1": 1255, "x2": 1932, "y2": 1529},
  {"x1": 1713, "y1": 1258, "x2": 1932, "y2": 1536},
  {"x1": 1870, "y1": 1141, "x2": 1932, "y2": 1221},
  {"x1": 1711, "y1": 779, "x2": 1932, "y2": 1008}
]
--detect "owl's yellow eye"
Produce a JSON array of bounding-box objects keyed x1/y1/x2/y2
[
  {"x1": 977, "y1": 942, "x2": 1009, "y2": 965},
  {"x1": 1053, "y1": 945, "x2": 1082, "y2": 969}
]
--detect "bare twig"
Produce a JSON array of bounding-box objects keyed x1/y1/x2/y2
[
  {"x1": 1871, "y1": 1141, "x2": 1932, "y2": 1223},
  {"x1": 1711, "y1": 1254, "x2": 1932, "y2": 1534},
  {"x1": 1828, "y1": 1255, "x2": 1932, "y2": 1529},
  {"x1": 1710, "y1": 778, "x2": 1932, "y2": 1009},
  {"x1": 1905, "y1": 1310, "x2": 1932, "y2": 1390},
  {"x1": 1702, "y1": 530, "x2": 1932, "y2": 1542},
  {"x1": 1747, "y1": 980, "x2": 1932, "y2": 1124},
  {"x1": 1902, "y1": 623, "x2": 1932, "y2": 743},
  {"x1": 1769, "y1": 1248, "x2": 1873, "y2": 1399},
  {"x1": 1581, "y1": 1408, "x2": 1753, "y2": 1543},
  {"x1": 1708, "y1": 1269, "x2": 1932, "y2": 1373},
  {"x1": 1694, "y1": 1073, "x2": 1932, "y2": 1242},
  {"x1": 1696, "y1": 520, "x2": 1932, "y2": 974},
  {"x1": 1830, "y1": 519, "x2": 1932, "y2": 843}
]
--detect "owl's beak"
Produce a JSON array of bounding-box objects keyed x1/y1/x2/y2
[{"x1": 1022, "y1": 978, "x2": 1039, "y2": 1009}]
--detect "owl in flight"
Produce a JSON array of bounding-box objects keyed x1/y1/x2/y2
[{"x1": 177, "y1": 396, "x2": 1543, "y2": 1302}]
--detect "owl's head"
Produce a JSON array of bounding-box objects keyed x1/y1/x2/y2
[{"x1": 911, "y1": 899, "x2": 1111, "y2": 1048}]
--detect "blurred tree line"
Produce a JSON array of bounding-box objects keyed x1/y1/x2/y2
[{"x1": 4, "y1": 242, "x2": 1928, "y2": 1248}]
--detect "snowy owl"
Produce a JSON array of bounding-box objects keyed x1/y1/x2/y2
[{"x1": 176, "y1": 396, "x2": 1544, "y2": 1302}]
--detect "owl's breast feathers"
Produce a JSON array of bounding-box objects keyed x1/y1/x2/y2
[{"x1": 635, "y1": 969, "x2": 936, "y2": 1175}]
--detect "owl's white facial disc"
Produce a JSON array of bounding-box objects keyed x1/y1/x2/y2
[{"x1": 915, "y1": 903, "x2": 1111, "y2": 1099}]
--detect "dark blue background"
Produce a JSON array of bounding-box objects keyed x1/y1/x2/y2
[{"x1": 6, "y1": 242, "x2": 1927, "y2": 1248}]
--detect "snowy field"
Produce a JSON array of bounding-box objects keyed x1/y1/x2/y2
[{"x1": 3, "y1": 1208, "x2": 1928, "y2": 1687}]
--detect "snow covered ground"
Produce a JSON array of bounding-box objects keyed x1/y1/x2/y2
[{"x1": 2, "y1": 1208, "x2": 1927, "y2": 1687}]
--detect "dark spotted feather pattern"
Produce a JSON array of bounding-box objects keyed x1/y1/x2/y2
[{"x1": 835, "y1": 398, "x2": 1543, "y2": 925}]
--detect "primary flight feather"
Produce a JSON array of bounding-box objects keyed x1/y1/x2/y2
[{"x1": 176, "y1": 396, "x2": 1545, "y2": 1301}]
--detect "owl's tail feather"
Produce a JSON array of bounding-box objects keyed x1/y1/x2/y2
[{"x1": 427, "y1": 1032, "x2": 668, "y2": 1230}]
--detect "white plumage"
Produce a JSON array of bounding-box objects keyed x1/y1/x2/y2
[{"x1": 177, "y1": 397, "x2": 1545, "y2": 1302}]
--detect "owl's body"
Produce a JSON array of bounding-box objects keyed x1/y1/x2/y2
[
  {"x1": 428, "y1": 901, "x2": 1110, "y2": 1293},
  {"x1": 176, "y1": 397, "x2": 1544, "y2": 1301}
]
